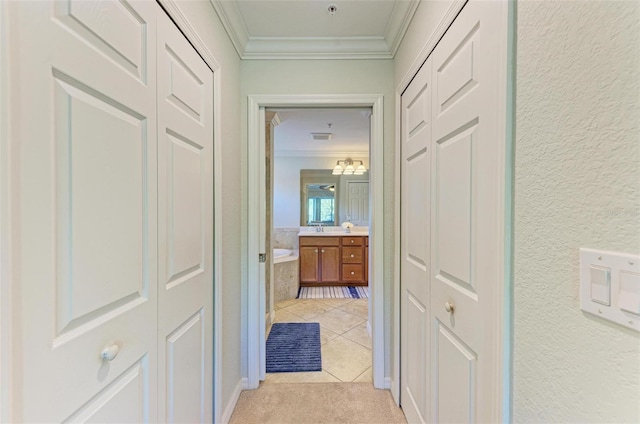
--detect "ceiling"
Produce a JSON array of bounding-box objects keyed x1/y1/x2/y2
[
  {"x1": 272, "y1": 109, "x2": 370, "y2": 157},
  {"x1": 210, "y1": 0, "x2": 420, "y2": 59}
]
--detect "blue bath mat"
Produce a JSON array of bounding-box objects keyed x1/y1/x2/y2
[{"x1": 266, "y1": 323, "x2": 322, "y2": 373}]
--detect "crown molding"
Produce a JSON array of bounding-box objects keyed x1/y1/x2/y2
[
  {"x1": 385, "y1": 0, "x2": 420, "y2": 57},
  {"x1": 275, "y1": 149, "x2": 369, "y2": 158},
  {"x1": 209, "y1": 0, "x2": 419, "y2": 60},
  {"x1": 209, "y1": 0, "x2": 249, "y2": 58},
  {"x1": 243, "y1": 37, "x2": 392, "y2": 60}
]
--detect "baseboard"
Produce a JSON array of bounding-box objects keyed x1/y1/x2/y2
[{"x1": 220, "y1": 379, "x2": 244, "y2": 424}]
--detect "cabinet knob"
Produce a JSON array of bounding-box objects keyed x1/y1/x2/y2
[
  {"x1": 350, "y1": 254, "x2": 355, "y2": 258},
  {"x1": 321, "y1": 249, "x2": 325, "y2": 253},
  {"x1": 350, "y1": 240, "x2": 354, "y2": 244},
  {"x1": 101, "y1": 344, "x2": 120, "y2": 361},
  {"x1": 351, "y1": 271, "x2": 355, "y2": 275},
  {"x1": 314, "y1": 249, "x2": 318, "y2": 253}
]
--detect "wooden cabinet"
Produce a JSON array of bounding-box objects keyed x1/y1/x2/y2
[{"x1": 299, "y1": 235, "x2": 368, "y2": 286}]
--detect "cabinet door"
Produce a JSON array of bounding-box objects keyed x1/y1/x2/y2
[
  {"x1": 320, "y1": 246, "x2": 341, "y2": 282},
  {"x1": 300, "y1": 247, "x2": 319, "y2": 283}
]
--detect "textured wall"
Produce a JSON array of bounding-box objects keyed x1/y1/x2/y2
[{"x1": 514, "y1": 1, "x2": 640, "y2": 421}]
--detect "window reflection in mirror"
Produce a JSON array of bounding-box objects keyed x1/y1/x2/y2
[
  {"x1": 300, "y1": 170, "x2": 339, "y2": 226},
  {"x1": 306, "y1": 184, "x2": 335, "y2": 225}
]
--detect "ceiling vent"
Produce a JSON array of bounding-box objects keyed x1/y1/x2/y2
[{"x1": 311, "y1": 132, "x2": 332, "y2": 141}]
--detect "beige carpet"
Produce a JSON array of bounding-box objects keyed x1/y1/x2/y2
[{"x1": 229, "y1": 382, "x2": 407, "y2": 424}]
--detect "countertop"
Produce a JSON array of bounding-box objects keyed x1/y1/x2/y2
[{"x1": 297, "y1": 230, "x2": 369, "y2": 237}]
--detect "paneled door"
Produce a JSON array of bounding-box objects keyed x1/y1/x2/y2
[
  {"x1": 12, "y1": 1, "x2": 159, "y2": 421},
  {"x1": 429, "y1": 1, "x2": 505, "y2": 421},
  {"x1": 347, "y1": 181, "x2": 369, "y2": 227},
  {"x1": 157, "y1": 11, "x2": 214, "y2": 424},
  {"x1": 401, "y1": 1, "x2": 507, "y2": 422},
  {"x1": 400, "y1": 55, "x2": 433, "y2": 424},
  {"x1": 9, "y1": 1, "x2": 214, "y2": 421}
]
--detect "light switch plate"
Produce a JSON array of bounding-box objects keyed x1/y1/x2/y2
[{"x1": 580, "y1": 248, "x2": 640, "y2": 332}]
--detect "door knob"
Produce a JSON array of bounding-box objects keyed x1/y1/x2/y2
[
  {"x1": 101, "y1": 344, "x2": 120, "y2": 361},
  {"x1": 445, "y1": 302, "x2": 454, "y2": 313}
]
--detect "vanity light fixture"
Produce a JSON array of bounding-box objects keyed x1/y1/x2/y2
[{"x1": 332, "y1": 158, "x2": 367, "y2": 176}]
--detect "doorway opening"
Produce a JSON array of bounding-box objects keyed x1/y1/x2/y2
[
  {"x1": 266, "y1": 108, "x2": 371, "y2": 383},
  {"x1": 246, "y1": 94, "x2": 385, "y2": 390}
]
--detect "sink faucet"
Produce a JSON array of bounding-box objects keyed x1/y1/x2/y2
[{"x1": 316, "y1": 223, "x2": 324, "y2": 232}]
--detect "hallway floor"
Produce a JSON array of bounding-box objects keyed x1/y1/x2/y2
[{"x1": 267, "y1": 297, "x2": 371, "y2": 383}]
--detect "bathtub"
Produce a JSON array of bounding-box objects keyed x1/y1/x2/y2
[
  {"x1": 273, "y1": 248, "x2": 297, "y2": 264},
  {"x1": 273, "y1": 248, "x2": 299, "y2": 302}
]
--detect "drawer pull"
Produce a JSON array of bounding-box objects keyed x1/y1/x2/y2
[
  {"x1": 321, "y1": 249, "x2": 325, "y2": 253},
  {"x1": 350, "y1": 254, "x2": 355, "y2": 258},
  {"x1": 350, "y1": 240, "x2": 354, "y2": 244},
  {"x1": 351, "y1": 271, "x2": 355, "y2": 275},
  {"x1": 314, "y1": 249, "x2": 318, "y2": 253}
]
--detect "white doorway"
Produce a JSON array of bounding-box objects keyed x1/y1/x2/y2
[{"x1": 246, "y1": 95, "x2": 385, "y2": 389}]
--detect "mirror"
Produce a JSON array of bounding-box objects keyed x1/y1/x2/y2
[{"x1": 300, "y1": 170, "x2": 339, "y2": 226}]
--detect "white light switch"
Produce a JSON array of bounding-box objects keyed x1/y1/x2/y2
[
  {"x1": 619, "y1": 271, "x2": 640, "y2": 315},
  {"x1": 580, "y1": 248, "x2": 640, "y2": 332},
  {"x1": 590, "y1": 265, "x2": 610, "y2": 305}
]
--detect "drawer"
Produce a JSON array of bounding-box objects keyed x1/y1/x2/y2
[
  {"x1": 342, "y1": 264, "x2": 364, "y2": 281},
  {"x1": 341, "y1": 236, "x2": 363, "y2": 246},
  {"x1": 299, "y1": 236, "x2": 339, "y2": 246},
  {"x1": 342, "y1": 247, "x2": 363, "y2": 263}
]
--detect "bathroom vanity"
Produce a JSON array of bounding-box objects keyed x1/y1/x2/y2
[{"x1": 298, "y1": 234, "x2": 369, "y2": 286}]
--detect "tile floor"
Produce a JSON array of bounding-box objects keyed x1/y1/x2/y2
[{"x1": 265, "y1": 297, "x2": 371, "y2": 384}]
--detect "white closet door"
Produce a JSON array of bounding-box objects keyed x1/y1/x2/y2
[
  {"x1": 13, "y1": 1, "x2": 158, "y2": 421},
  {"x1": 429, "y1": 1, "x2": 505, "y2": 422},
  {"x1": 400, "y1": 56, "x2": 433, "y2": 424},
  {"x1": 156, "y1": 10, "x2": 214, "y2": 424},
  {"x1": 401, "y1": 1, "x2": 507, "y2": 422},
  {"x1": 347, "y1": 181, "x2": 369, "y2": 227}
]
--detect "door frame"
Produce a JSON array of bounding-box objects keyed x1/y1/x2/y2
[
  {"x1": 246, "y1": 94, "x2": 385, "y2": 389},
  {"x1": 0, "y1": 1, "x2": 11, "y2": 421},
  {"x1": 392, "y1": 0, "x2": 514, "y2": 419}
]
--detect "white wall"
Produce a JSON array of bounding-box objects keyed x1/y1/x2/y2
[
  {"x1": 273, "y1": 156, "x2": 370, "y2": 228},
  {"x1": 514, "y1": 1, "x2": 640, "y2": 421},
  {"x1": 241, "y1": 58, "x2": 395, "y2": 378},
  {"x1": 170, "y1": 1, "x2": 243, "y2": 420}
]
